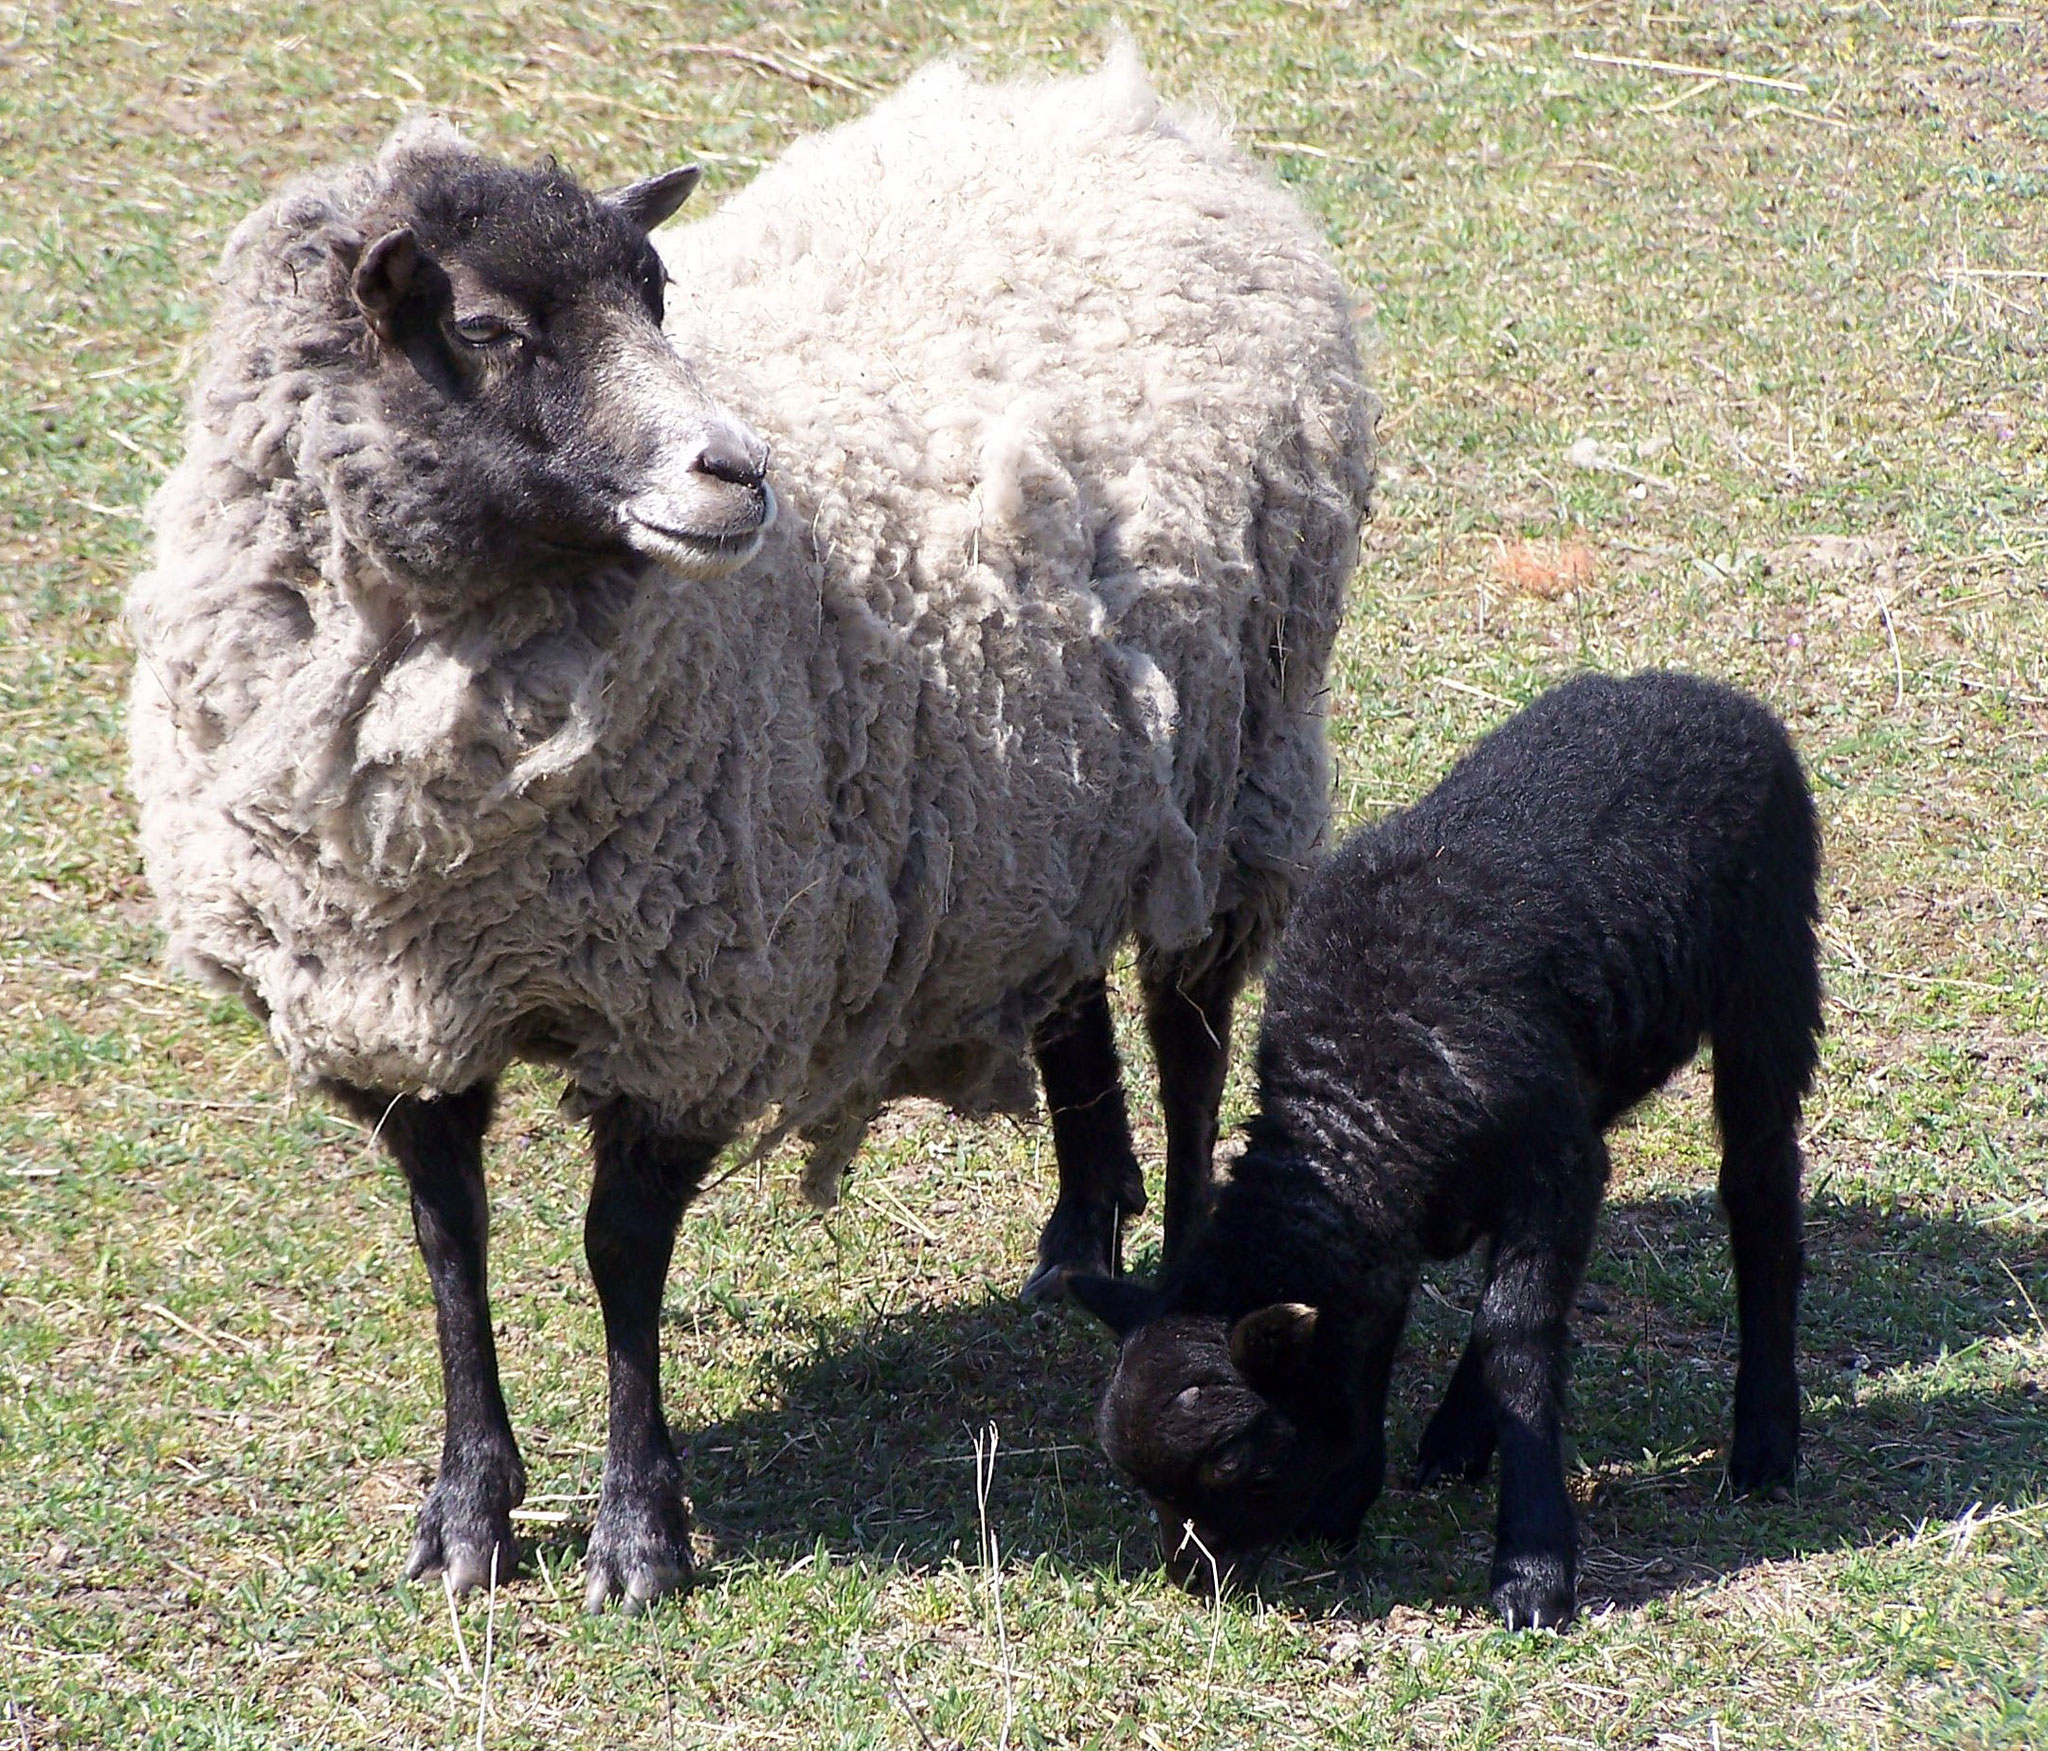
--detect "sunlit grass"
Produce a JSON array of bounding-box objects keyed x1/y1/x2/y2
[{"x1": 2, "y1": 3, "x2": 2044, "y2": 1745}]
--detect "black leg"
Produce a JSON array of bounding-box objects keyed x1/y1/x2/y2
[
  {"x1": 1473, "y1": 1136, "x2": 1604, "y2": 1631},
  {"x1": 1415, "y1": 1320, "x2": 1499, "y2": 1487},
  {"x1": 1297, "y1": 1446, "x2": 1384, "y2": 1548},
  {"x1": 1297, "y1": 1311, "x2": 1405, "y2": 1546},
  {"x1": 580, "y1": 1097, "x2": 720, "y2": 1613},
  {"x1": 1711, "y1": 822, "x2": 1819, "y2": 1497},
  {"x1": 1140, "y1": 926, "x2": 1257, "y2": 1267},
  {"x1": 1714, "y1": 1077, "x2": 1807, "y2": 1495},
  {"x1": 1024, "y1": 976, "x2": 1145, "y2": 1300},
  {"x1": 333, "y1": 1080, "x2": 519, "y2": 1594}
]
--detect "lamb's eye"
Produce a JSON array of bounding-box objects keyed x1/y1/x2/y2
[
  {"x1": 638, "y1": 258, "x2": 667, "y2": 319},
  {"x1": 452, "y1": 313, "x2": 511, "y2": 347}
]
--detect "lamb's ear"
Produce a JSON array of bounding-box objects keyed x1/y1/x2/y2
[
  {"x1": 607, "y1": 166, "x2": 701, "y2": 233},
  {"x1": 1227, "y1": 1303, "x2": 1320, "y2": 1393},
  {"x1": 1067, "y1": 1274, "x2": 1159, "y2": 1339},
  {"x1": 352, "y1": 226, "x2": 420, "y2": 342}
]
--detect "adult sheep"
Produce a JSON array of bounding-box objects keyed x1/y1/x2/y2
[{"x1": 128, "y1": 49, "x2": 1375, "y2": 1612}]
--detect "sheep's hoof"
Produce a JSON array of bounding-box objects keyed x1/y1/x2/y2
[
  {"x1": 1298, "y1": 1453, "x2": 1382, "y2": 1545},
  {"x1": 1024, "y1": 1198, "x2": 1123, "y2": 1301},
  {"x1": 1727, "y1": 1421, "x2": 1799, "y2": 1499},
  {"x1": 1020, "y1": 1260, "x2": 1071, "y2": 1303},
  {"x1": 405, "y1": 1471, "x2": 521, "y2": 1596},
  {"x1": 1489, "y1": 1551, "x2": 1576, "y2": 1632},
  {"x1": 582, "y1": 1475, "x2": 695, "y2": 1614}
]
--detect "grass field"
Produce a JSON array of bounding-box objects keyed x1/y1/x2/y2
[{"x1": 3, "y1": 1, "x2": 2045, "y2": 1745}]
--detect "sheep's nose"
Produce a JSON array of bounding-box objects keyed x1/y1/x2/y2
[
  {"x1": 1160, "y1": 1522, "x2": 1258, "y2": 1595},
  {"x1": 691, "y1": 429, "x2": 769, "y2": 489}
]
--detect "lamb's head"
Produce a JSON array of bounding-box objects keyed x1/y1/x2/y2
[
  {"x1": 314, "y1": 124, "x2": 773, "y2": 594},
  {"x1": 1072, "y1": 1283, "x2": 1357, "y2": 1591}
]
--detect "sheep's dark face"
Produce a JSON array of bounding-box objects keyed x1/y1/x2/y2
[
  {"x1": 341, "y1": 143, "x2": 773, "y2": 592},
  {"x1": 1075, "y1": 1291, "x2": 1359, "y2": 1592}
]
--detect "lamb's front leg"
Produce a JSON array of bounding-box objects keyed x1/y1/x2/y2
[
  {"x1": 333, "y1": 1080, "x2": 521, "y2": 1594},
  {"x1": 1415, "y1": 1329, "x2": 1499, "y2": 1487},
  {"x1": 1298, "y1": 1312, "x2": 1405, "y2": 1547},
  {"x1": 580, "y1": 1097, "x2": 720, "y2": 1613},
  {"x1": 1474, "y1": 1153, "x2": 1602, "y2": 1631}
]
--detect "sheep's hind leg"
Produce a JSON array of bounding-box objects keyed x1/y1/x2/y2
[
  {"x1": 1024, "y1": 976, "x2": 1146, "y2": 1300},
  {"x1": 1141, "y1": 907, "x2": 1263, "y2": 1267},
  {"x1": 1714, "y1": 766, "x2": 1820, "y2": 1497},
  {"x1": 333, "y1": 1080, "x2": 522, "y2": 1595},
  {"x1": 580, "y1": 1098, "x2": 720, "y2": 1613},
  {"x1": 1713, "y1": 1030, "x2": 1812, "y2": 1497}
]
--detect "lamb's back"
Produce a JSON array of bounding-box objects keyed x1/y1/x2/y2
[{"x1": 1259, "y1": 673, "x2": 1808, "y2": 1159}]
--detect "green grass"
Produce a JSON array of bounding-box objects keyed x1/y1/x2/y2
[{"x1": 3, "y1": 2, "x2": 2045, "y2": 1745}]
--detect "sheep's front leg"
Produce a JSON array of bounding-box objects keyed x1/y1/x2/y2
[
  {"x1": 1416, "y1": 1314, "x2": 1500, "y2": 1487},
  {"x1": 1298, "y1": 1311, "x2": 1405, "y2": 1547},
  {"x1": 581, "y1": 1098, "x2": 719, "y2": 1613},
  {"x1": 333, "y1": 1080, "x2": 522, "y2": 1594}
]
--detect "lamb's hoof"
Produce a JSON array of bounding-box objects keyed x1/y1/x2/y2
[
  {"x1": 582, "y1": 1474, "x2": 695, "y2": 1614},
  {"x1": 1297, "y1": 1452, "x2": 1382, "y2": 1546},
  {"x1": 1295, "y1": 1506, "x2": 1364, "y2": 1550},
  {"x1": 406, "y1": 1469, "x2": 522, "y2": 1595},
  {"x1": 1414, "y1": 1416, "x2": 1495, "y2": 1489},
  {"x1": 1490, "y1": 1551, "x2": 1576, "y2": 1632},
  {"x1": 1023, "y1": 1199, "x2": 1122, "y2": 1302},
  {"x1": 1727, "y1": 1424, "x2": 1799, "y2": 1499}
]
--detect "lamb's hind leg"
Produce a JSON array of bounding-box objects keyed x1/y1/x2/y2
[
  {"x1": 581, "y1": 1097, "x2": 721, "y2": 1613},
  {"x1": 1713, "y1": 1012, "x2": 1816, "y2": 1495},
  {"x1": 1024, "y1": 975, "x2": 1146, "y2": 1300},
  {"x1": 1141, "y1": 901, "x2": 1267, "y2": 1266},
  {"x1": 332, "y1": 1080, "x2": 521, "y2": 1594},
  {"x1": 1714, "y1": 751, "x2": 1821, "y2": 1495}
]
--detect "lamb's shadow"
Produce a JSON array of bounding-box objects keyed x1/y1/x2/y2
[{"x1": 621, "y1": 1192, "x2": 2046, "y2": 1619}]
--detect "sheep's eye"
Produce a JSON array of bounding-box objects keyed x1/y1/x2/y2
[
  {"x1": 452, "y1": 313, "x2": 512, "y2": 347},
  {"x1": 637, "y1": 257, "x2": 667, "y2": 320}
]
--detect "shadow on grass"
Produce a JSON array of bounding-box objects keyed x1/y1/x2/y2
[{"x1": 530, "y1": 1193, "x2": 2047, "y2": 1620}]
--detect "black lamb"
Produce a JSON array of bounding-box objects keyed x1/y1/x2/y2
[{"x1": 1071, "y1": 670, "x2": 1822, "y2": 1630}]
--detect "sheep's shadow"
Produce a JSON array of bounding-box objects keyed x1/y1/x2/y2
[{"x1": 542, "y1": 1193, "x2": 2047, "y2": 1620}]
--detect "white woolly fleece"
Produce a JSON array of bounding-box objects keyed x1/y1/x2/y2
[{"x1": 128, "y1": 50, "x2": 1377, "y2": 1200}]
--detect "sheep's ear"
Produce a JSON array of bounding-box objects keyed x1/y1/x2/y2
[
  {"x1": 352, "y1": 226, "x2": 421, "y2": 341},
  {"x1": 1067, "y1": 1274, "x2": 1158, "y2": 1339},
  {"x1": 1227, "y1": 1303, "x2": 1320, "y2": 1393},
  {"x1": 607, "y1": 166, "x2": 701, "y2": 233}
]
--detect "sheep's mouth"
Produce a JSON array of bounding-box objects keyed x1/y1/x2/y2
[
  {"x1": 1160, "y1": 1521, "x2": 1268, "y2": 1595},
  {"x1": 622, "y1": 485, "x2": 775, "y2": 578}
]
